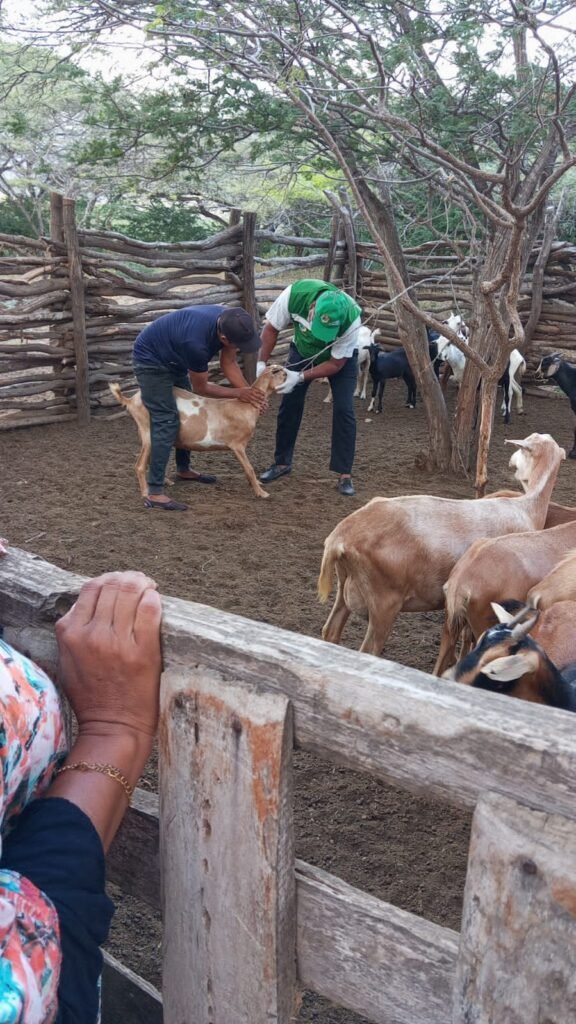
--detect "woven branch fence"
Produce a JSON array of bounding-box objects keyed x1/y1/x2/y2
[{"x1": 1, "y1": 193, "x2": 575, "y2": 429}]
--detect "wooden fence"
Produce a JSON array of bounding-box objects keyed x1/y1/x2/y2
[
  {"x1": 1, "y1": 192, "x2": 576, "y2": 429},
  {"x1": 1, "y1": 545, "x2": 576, "y2": 1023}
]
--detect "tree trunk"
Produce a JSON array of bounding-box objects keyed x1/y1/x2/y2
[{"x1": 355, "y1": 174, "x2": 452, "y2": 470}]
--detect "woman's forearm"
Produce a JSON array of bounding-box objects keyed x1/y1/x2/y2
[{"x1": 45, "y1": 728, "x2": 153, "y2": 852}]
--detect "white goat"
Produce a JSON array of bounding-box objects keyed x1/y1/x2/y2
[
  {"x1": 318, "y1": 433, "x2": 566, "y2": 656},
  {"x1": 437, "y1": 317, "x2": 526, "y2": 421},
  {"x1": 324, "y1": 326, "x2": 380, "y2": 404}
]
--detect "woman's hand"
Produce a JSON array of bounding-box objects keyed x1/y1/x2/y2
[{"x1": 56, "y1": 571, "x2": 162, "y2": 742}]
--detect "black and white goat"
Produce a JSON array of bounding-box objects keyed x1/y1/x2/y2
[
  {"x1": 538, "y1": 353, "x2": 576, "y2": 459},
  {"x1": 444, "y1": 602, "x2": 576, "y2": 710},
  {"x1": 437, "y1": 315, "x2": 526, "y2": 423},
  {"x1": 367, "y1": 333, "x2": 439, "y2": 414},
  {"x1": 324, "y1": 325, "x2": 380, "y2": 404}
]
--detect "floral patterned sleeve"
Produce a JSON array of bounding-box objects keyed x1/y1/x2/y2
[{"x1": 0, "y1": 640, "x2": 67, "y2": 1024}]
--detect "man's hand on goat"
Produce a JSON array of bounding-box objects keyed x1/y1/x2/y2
[
  {"x1": 276, "y1": 369, "x2": 304, "y2": 395},
  {"x1": 238, "y1": 385, "x2": 268, "y2": 411},
  {"x1": 256, "y1": 361, "x2": 267, "y2": 378}
]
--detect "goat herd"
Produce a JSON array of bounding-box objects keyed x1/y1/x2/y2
[
  {"x1": 319, "y1": 431, "x2": 576, "y2": 712},
  {"x1": 113, "y1": 314, "x2": 576, "y2": 713}
]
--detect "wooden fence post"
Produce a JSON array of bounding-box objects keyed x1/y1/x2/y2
[
  {"x1": 62, "y1": 198, "x2": 90, "y2": 425},
  {"x1": 454, "y1": 791, "x2": 576, "y2": 1023},
  {"x1": 160, "y1": 668, "x2": 296, "y2": 1024},
  {"x1": 241, "y1": 210, "x2": 259, "y2": 382}
]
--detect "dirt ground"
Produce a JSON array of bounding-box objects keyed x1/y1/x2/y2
[{"x1": 1, "y1": 378, "x2": 574, "y2": 1023}]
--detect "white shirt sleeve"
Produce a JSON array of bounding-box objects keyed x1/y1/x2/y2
[
  {"x1": 331, "y1": 317, "x2": 362, "y2": 359},
  {"x1": 264, "y1": 286, "x2": 292, "y2": 331}
]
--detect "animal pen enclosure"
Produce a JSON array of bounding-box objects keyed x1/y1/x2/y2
[
  {"x1": 1, "y1": 545, "x2": 576, "y2": 1024},
  {"x1": 1, "y1": 192, "x2": 576, "y2": 429}
]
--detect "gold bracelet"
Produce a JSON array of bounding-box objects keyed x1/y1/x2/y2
[{"x1": 55, "y1": 762, "x2": 134, "y2": 801}]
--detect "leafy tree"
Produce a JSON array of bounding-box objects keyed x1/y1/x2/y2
[{"x1": 3, "y1": 0, "x2": 576, "y2": 479}]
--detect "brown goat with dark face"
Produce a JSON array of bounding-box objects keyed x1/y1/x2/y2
[{"x1": 445, "y1": 603, "x2": 576, "y2": 710}]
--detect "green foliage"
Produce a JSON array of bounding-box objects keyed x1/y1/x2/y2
[{"x1": 87, "y1": 200, "x2": 214, "y2": 241}]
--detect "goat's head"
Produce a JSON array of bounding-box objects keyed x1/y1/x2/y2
[
  {"x1": 537, "y1": 352, "x2": 562, "y2": 379},
  {"x1": 368, "y1": 342, "x2": 382, "y2": 366},
  {"x1": 444, "y1": 312, "x2": 469, "y2": 338},
  {"x1": 257, "y1": 364, "x2": 287, "y2": 393},
  {"x1": 506, "y1": 432, "x2": 566, "y2": 487},
  {"x1": 428, "y1": 339, "x2": 439, "y2": 362},
  {"x1": 444, "y1": 603, "x2": 547, "y2": 700}
]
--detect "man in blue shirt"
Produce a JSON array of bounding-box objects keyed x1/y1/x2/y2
[{"x1": 133, "y1": 305, "x2": 264, "y2": 510}]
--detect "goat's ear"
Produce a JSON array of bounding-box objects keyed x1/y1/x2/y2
[
  {"x1": 482, "y1": 650, "x2": 539, "y2": 682},
  {"x1": 491, "y1": 602, "x2": 516, "y2": 625},
  {"x1": 505, "y1": 437, "x2": 531, "y2": 450}
]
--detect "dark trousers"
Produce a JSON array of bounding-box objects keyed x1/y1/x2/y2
[
  {"x1": 274, "y1": 344, "x2": 357, "y2": 474},
  {"x1": 133, "y1": 362, "x2": 192, "y2": 494}
]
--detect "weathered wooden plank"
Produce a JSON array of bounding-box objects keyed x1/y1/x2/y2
[
  {"x1": 62, "y1": 199, "x2": 90, "y2": 424},
  {"x1": 160, "y1": 673, "x2": 296, "y2": 1024},
  {"x1": 102, "y1": 950, "x2": 162, "y2": 1024},
  {"x1": 2, "y1": 547, "x2": 576, "y2": 819},
  {"x1": 454, "y1": 792, "x2": 576, "y2": 1023},
  {"x1": 108, "y1": 793, "x2": 459, "y2": 1024},
  {"x1": 297, "y1": 861, "x2": 457, "y2": 1024},
  {"x1": 241, "y1": 211, "x2": 258, "y2": 383}
]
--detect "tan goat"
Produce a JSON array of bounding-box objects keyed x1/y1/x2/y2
[
  {"x1": 527, "y1": 548, "x2": 576, "y2": 609},
  {"x1": 318, "y1": 433, "x2": 565, "y2": 657},
  {"x1": 435, "y1": 522, "x2": 576, "y2": 675},
  {"x1": 110, "y1": 365, "x2": 285, "y2": 499}
]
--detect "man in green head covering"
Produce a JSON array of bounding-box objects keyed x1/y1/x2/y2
[{"x1": 258, "y1": 279, "x2": 361, "y2": 496}]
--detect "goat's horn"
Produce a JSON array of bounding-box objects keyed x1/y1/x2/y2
[{"x1": 509, "y1": 606, "x2": 539, "y2": 639}]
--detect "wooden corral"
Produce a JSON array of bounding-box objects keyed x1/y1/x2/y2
[
  {"x1": 1, "y1": 192, "x2": 576, "y2": 428},
  {"x1": 1, "y1": 545, "x2": 576, "y2": 1023}
]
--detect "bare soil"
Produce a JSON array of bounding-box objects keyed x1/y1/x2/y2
[{"x1": 1, "y1": 380, "x2": 574, "y2": 1023}]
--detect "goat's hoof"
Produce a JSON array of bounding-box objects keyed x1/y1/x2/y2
[
  {"x1": 405, "y1": 403, "x2": 415, "y2": 409},
  {"x1": 257, "y1": 489, "x2": 271, "y2": 498}
]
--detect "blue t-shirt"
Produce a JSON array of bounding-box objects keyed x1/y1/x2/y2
[{"x1": 133, "y1": 305, "x2": 226, "y2": 372}]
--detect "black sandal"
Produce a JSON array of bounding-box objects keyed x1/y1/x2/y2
[{"x1": 144, "y1": 498, "x2": 189, "y2": 511}]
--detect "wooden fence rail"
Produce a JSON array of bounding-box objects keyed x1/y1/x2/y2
[{"x1": 1, "y1": 545, "x2": 576, "y2": 1023}]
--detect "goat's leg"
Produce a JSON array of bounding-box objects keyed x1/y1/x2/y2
[
  {"x1": 359, "y1": 595, "x2": 402, "y2": 656},
  {"x1": 359, "y1": 362, "x2": 369, "y2": 401},
  {"x1": 512, "y1": 377, "x2": 524, "y2": 414},
  {"x1": 377, "y1": 381, "x2": 385, "y2": 414},
  {"x1": 500, "y1": 371, "x2": 511, "y2": 422},
  {"x1": 322, "y1": 579, "x2": 350, "y2": 645},
  {"x1": 434, "y1": 616, "x2": 461, "y2": 676},
  {"x1": 404, "y1": 372, "x2": 416, "y2": 408},
  {"x1": 367, "y1": 377, "x2": 377, "y2": 413},
  {"x1": 135, "y1": 442, "x2": 151, "y2": 497},
  {"x1": 230, "y1": 444, "x2": 270, "y2": 497},
  {"x1": 323, "y1": 380, "x2": 332, "y2": 405},
  {"x1": 440, "y1": 362, "x2": 452, "y2": 393}
]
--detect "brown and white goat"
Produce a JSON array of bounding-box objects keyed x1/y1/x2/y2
[
  {"x1": 318, "y1": 433, "x2": 566, "y2": 657},
  {"x1": 445, "y1": 602, "x2": 576, "y2": 710},
  {"x1": 110, "y1": 365, "x2": 285, "y2": 499},
  {"x1": 434, "y1": 522, "x2": 576, "y2": 675}
]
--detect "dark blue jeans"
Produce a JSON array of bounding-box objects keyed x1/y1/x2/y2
[
  {"x1": 133, "y1": 361, "x2": 192, "y2": 494},
  {"x1": 274, "y1": 345, "x2": 357, "y2": 475}
]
